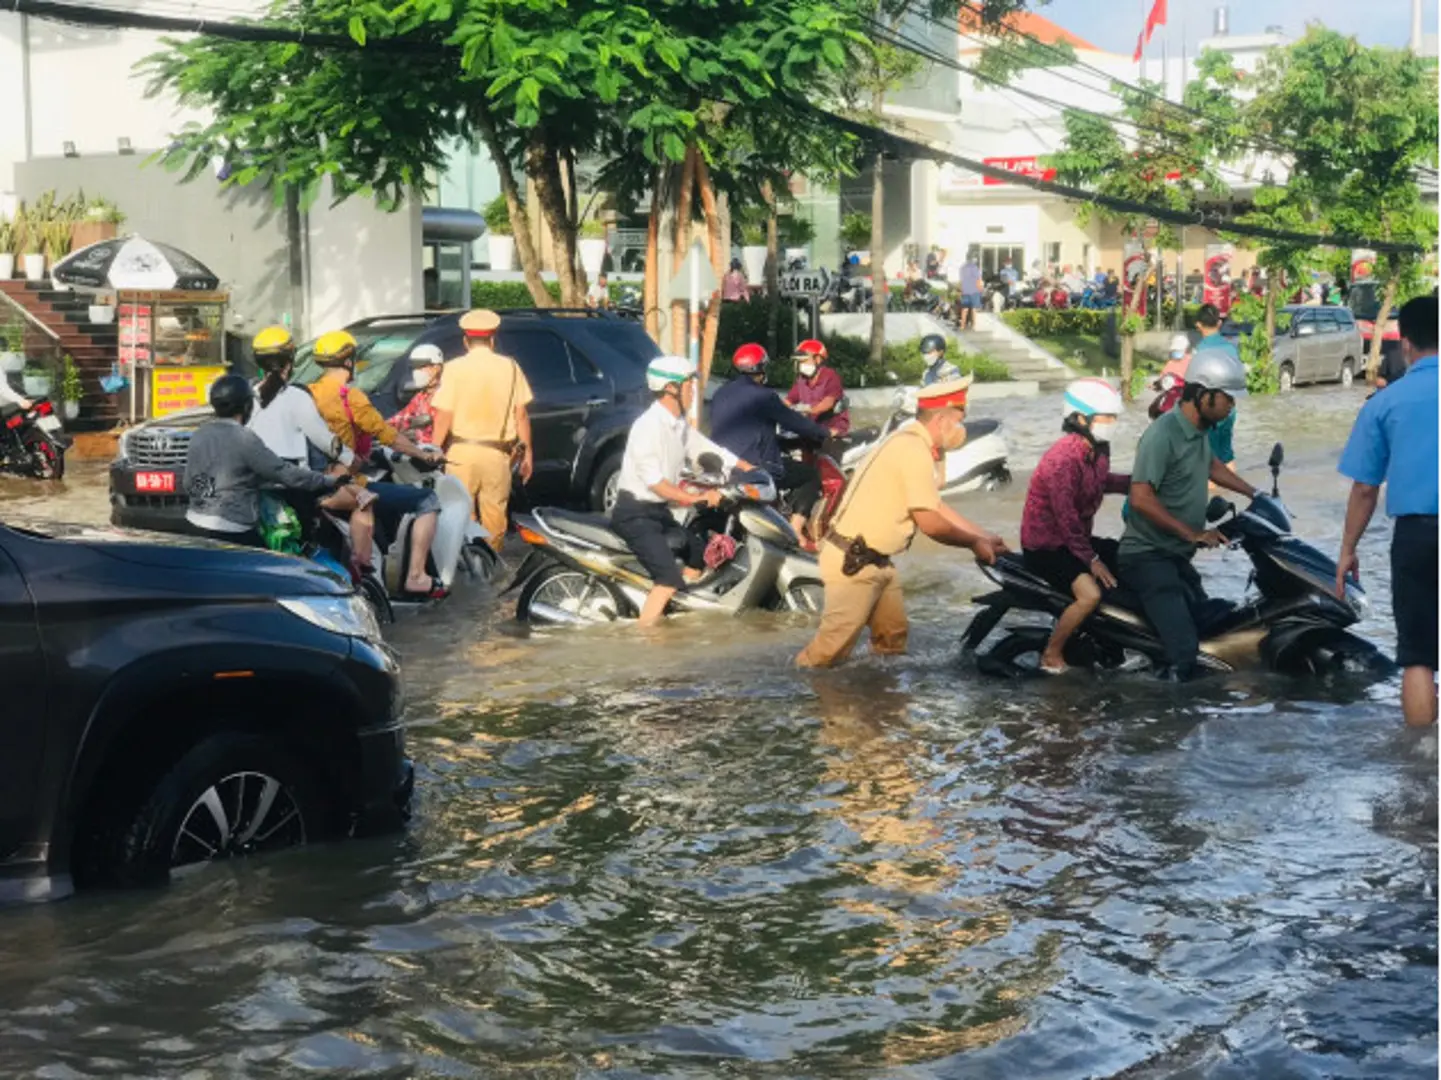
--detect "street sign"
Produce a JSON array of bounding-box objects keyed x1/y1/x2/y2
[
  {"x1": 667, "y1": 241, "x2": 718, "y2": 303},
  {"x1": 779, "y1": 268, "x2": 831, "y2": 297}
]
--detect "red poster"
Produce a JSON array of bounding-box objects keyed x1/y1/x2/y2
[
  {"x1": 1122, "y1": 251, "x2": 1149, "y2": 317},
  {"x1": 982, "y1": 157, "x2": 1058, "y2": 186},
  {"x1": 1203, "y1": 244, "x2": 1234, "y2": 315}
]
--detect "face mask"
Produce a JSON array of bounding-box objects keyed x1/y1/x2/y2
[
  {"x1": 924, "y1": 352, "x2": 942, "y2": 367},
  {"x1": 940, "y1": 418, "x2": 967, "y2": 452},
  {"x1": 798, "y1": 362, "x2": 817, "y2": 378},
  {"x1": 1090, "y1": 419, "x2": 1117, "y2": 444}
]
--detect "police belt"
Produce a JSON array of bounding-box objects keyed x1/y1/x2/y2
[{"x1": 827, "y1": 531, "x2": 894, "y2": 576}]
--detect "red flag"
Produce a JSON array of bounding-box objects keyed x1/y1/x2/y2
[{"x1": 1133, "y1": 0, "x2": 1167, "y2": 61}]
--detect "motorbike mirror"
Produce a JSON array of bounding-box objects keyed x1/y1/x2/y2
[
  {"x1": 1206, "y1": 495, "x2": 1234, "y2": 523},
  {"x1": 1268, "y1": 442, "x2": 1284, "y2": 471},
  {"x1": 696, "y1": 452, "x2": 724, "y2": 475}
]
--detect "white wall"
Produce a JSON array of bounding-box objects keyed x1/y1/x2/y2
[
  {"x1": 936, "y1": 200, "x2": 1041, "y2": 270},
  {"x1": 0, "y1": 16, "x2": 26, "y2": 189},
  {"x1": 305, "y1": 181, "x2": 423, "y2": 334}
]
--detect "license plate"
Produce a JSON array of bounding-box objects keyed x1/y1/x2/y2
[
  {"x1": 135, "y1": 471, "x2": 176, "y2": 493},
  {"x1": 38, "y1": 416, "x2": 62, "y2": 433}
]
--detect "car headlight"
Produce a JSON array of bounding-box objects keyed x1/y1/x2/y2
[
  {"x1": 118, "y1": 428, "x2": 132, "y2": 460},
  {"x1": 278, "y1": 594, "x2": 384, "y2": 641}
]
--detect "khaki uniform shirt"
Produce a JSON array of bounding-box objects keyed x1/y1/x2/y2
[
  {"x1": 432, "y1": 345, "x2": 534, "y2": 442},
  {"x1": 830, "y1": 421, "x2": 942, "y2": 556}
]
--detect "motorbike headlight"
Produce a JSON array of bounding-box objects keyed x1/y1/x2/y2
[
  {"x1": 278, "y1": 594, "x2": 384, "y2": 642},
  {"x1": 1344, "y1": 582, "x2": 1370, "y2": 619}
]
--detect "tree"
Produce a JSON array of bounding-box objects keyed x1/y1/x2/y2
[{"x1": 1244, "y1": 28, "x2": 1438, "y2": 380}]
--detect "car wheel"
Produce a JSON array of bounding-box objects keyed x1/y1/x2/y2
[
  {"x1": 1279, "y1": 364, "x2": 1295, "y2": 392},
  {"x1": 109, "y1": 732, "x2": 329, "y2": 887},
  {"x1": 589, "y1": 450, "x2": 623, "y2": 514},
  {"x1": 1340, "y1": 359, "x2": 1355, "y2": 387}
]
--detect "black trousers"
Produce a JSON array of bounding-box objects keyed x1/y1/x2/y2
[
  {"x1": 776, "y1": 458, "x2": 822, "y2": 518},
  {"x1": 611, "y1": 493, "x2": 703, "y2": 589},
  {"x1": 1392, "y1": 515, "x2": 1438, "y2": 670},
  {"x1": 1120, "y1": 550, "x2": 1209, "y2": 678}
]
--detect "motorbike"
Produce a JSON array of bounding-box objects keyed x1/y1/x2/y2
[
  {"x1": 836, "y1": 389, "x2": 1012, "y2": 496},
  {"x1": 819, "y1": 267, "x2": 873, "y2": 314},
  {"x1": 902, "y1": 278, "x2": 950, "y2": 317},
  {"x1": 1, "y1": 397, "x2": 70, "y2": 480},
  {"x1": 962, "y1": 443, "x2": 1395, "y2": 679},
  {"x1": 508, "y1": 456, "x2": 824, "y2": 625}
]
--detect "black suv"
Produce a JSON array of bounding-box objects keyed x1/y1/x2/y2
[
  {"x1": 0, "y1": 517, "x2": 412, "y2": 903},
  {"x1": 110, "y1": 308, "x2": 659, "y2": 530}
]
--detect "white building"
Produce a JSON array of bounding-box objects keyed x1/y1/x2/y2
[{"x1": 0, "y1": 4, "x2": 431, "y2": 339}]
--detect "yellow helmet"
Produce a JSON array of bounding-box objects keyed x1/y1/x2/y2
[
  {"x1": 252, "y1": 325, "x2": 294, "y2": 358},
  {"x1": 314, "y1": 329, "x2": 359, "y2": 367}
]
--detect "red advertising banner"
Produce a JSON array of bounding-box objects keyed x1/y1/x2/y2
[
  {"x1": 1203, "y1": 243, "x2": 1234, "y2": 316},
  {"x1": 982, "y1": 157, "x2": 1058, "y2": 186},
  {"x1": 1122, "y1": 247, "x2": 1149, "y2": 317}
]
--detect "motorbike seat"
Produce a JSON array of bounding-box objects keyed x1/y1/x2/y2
[
  {"x1": 964, "y1": 418, "x2": 1000, "y2": 440},
  {"x1": 535, "y1": 508, "x2": 632, "y2": 552}
]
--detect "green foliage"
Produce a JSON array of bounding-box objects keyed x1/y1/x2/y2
[
  {"x1": 472, "y1": 279, "x2": 562, "y2": 308},
  {"x1": 60, "y1": 355, "x2": 83, "y2": 403},
  {"x1": 1, "y1": 320, "x2": 23, "y2": 353},
  {"x1": 1001, "y1": 308, "x2": 1110, "y2": 337},
  {"x1": 578, "y1": 218, "x2": 607, "y2": 240},
  {"x1": 482, "y1": 194, "x2": 511, "y2": 235},
  {"x1": 777, "y1": 214, "x2": 816, "y2": 248},
  {"x1": 841, "y1": 212, "x2": 872, "y2": 251}
]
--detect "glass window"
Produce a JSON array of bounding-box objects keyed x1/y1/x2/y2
[
  {"x1": 1294, "y1": 313, "x2": 1318, "y2": 336},
  {"x1": 1044, "y1": 241, "x2": 1061, "y2": 267},
  {"x1": 494, "y1": 328, "x2": 575, "y2": 392},
  {"x1": 291, "y1": 321, "x2": 431, "y2": 388}
]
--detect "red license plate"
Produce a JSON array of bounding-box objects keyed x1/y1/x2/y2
[{"x1": 135, "y1": 471, "x2": 176, "y2": 493}]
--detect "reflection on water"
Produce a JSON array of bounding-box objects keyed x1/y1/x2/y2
[{"x1": 0, "y1": 389, "x2": 1434, "y2": 1077}]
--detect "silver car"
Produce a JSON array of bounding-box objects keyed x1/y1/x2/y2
[{"x1": 1273, "y1": 305, "x2": 1365, "y2": 391}]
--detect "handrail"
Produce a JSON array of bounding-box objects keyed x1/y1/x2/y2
[{"x1": 0, "y1": 287, "x2": 62, "y2": 345}]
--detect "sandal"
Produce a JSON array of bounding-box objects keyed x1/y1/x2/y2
[
  {"x1": 1039, "y1": 662, "x2": 1069, "y2": 676},
  {"x1": 399, "y1": 576, "x2": 449, "y2": 601}
]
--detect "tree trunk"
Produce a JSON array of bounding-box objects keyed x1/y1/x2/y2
[
  {"x1": 1366, "y1": 277, "x2": 1399, "y2": 383},
  {"x1": 1154, "y1": 245, "x2": 1165, "y2": 331},
  {"x1": 562, "y1": 146, "x2": 585, "y2": 295},
  {"x1": 694, "y1": 153, "x2": 727, "y2": 419},
  {"x1": 1264, "y1": 275, "x2": 1278, "y2": 343},
  {"x1": 525, "y1": 131, "x2": 583, "y2": 306},
  {"x1": 868, "y1": 142, "x2": 886, "y2": 367},
  {"x1": 473, "y1": 107, "x2": 551, "y2": 307},
  {"x1": 763, "y1": 181, "x2": 780, "y2": 360},
  {"x1": 643, "y1": 166, "x2": 664, "y2": 345},
  {"x1": 670, "y1": 143, "x2": 698, "y2": 356}
]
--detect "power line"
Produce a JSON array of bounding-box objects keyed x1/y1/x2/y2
[{"x1": 9, "y1": 0, "x2": 1428, "y2": 254}]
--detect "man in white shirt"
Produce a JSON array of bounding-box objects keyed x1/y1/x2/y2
[{"x1": 612, "y1": 355, "x2": 754, "y2": 626}]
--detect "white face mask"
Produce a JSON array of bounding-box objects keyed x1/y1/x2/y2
[
  {"x1": 798, "y1": 362, "x2": 818, "y2": 378},
  {"x1": 924, "y1": 352, "x2": 943, "y2": 366},
  {"x1": 1090, "y1": 419, "x2": 1118, "y2": 443}
]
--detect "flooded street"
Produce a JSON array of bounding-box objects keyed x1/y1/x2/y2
[{"x1": 0, "y1": 388, "x2": 1434, "y2": 1078}]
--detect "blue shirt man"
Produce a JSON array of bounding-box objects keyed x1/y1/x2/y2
[
  {"x1": 1192, "y1": 330, "x2": 1239, "y2": 467},
  {"x1": 710, "y1": 371, "x2": 830, "y2": 477},
  {"x1": 960, "y1": 259, "x2": 983, "y2": 297},
  {"x1": 1337, "y1": 294, "x2": 1439, "y2": 726}
]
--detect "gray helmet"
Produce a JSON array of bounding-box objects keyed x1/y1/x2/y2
[
  {"x1": 1186, "y1": 348, "x2": 1248, "y2": 397},
  {"x1": 920, "y1": 333, "x2": 946, "y2": 356}
]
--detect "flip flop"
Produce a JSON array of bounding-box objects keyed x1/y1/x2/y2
[
  {"x1": 1039, "y1": 662, "x2": 1069, "y2": 676},
  {"x1": 399, "y1": 576, "x2": 449, "y2": 601}
]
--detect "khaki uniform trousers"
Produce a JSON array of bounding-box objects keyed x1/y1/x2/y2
[
  {"x1": 795, "y1": 543, "x2": 909, "y2": 668},
  {"x1": 448, "y1": 443, "x2": 513, "y2": 540}
]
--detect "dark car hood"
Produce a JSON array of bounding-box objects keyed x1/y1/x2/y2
[{"x1": 2, "y1": 519, "x2": 348, "y2": 597}]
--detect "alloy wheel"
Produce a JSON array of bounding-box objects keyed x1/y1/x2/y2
[{"x1": 171, "y1": 771, "x2": 307, "y2": 868}]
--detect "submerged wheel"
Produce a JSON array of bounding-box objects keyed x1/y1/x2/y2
[
  {"x1": 783, "y1": 580, "x2": 825, "y2": 614},
  {"x1": 517, "y1": 565, "x2": 623, "y2": 624},
  {"x1": 461, "y1": 537, "x2": 500, "y2": 584},
  {"x1": 24, "y1": 434, "x2": 63, "y2": 480},
  {"x1": 1279, "y1": 363, "x2": 1295, "y2": 392},
  {"x1": 1340, "y1": 359, "x2": 1355, "y2": 388},
  {"x1": 981, "y1": 466, "x2": 1012, "y2": 492},
  {"x1": 106, "y1": 732, "x2": 328, "y2": 887}
]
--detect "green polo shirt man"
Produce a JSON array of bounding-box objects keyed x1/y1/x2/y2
[{"x1": 1119, "y1": 350, "x2": 1259, "y2": 679}]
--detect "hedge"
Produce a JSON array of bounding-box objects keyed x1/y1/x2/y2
[
  {"x1": 471, "y1": 280, "x2": 562, "y2": 308},
  {"x1": 1001, "y1": 304, "x2": 1205, "y2": 339}
]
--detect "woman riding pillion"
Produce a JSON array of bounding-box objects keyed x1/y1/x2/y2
[
  {"x1": 308, "y1": 329, "x2": 449, "y2": 599},
  {"x1": 245, "y1": 325, "x2": 378, "y2": 551},
  {"x1": 1021, "y1": 378, "x2": 1131, "y2": 674},
  {"x1": 611, "y1": 355, "x2": 756, "y2": 628}
]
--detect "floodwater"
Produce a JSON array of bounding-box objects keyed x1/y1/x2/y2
[{"x1": 1, "y1": 388, "x2": 1435, "y2": 1078}]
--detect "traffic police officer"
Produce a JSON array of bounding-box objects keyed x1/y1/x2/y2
[
  {"x1": 795, "y1": 377, "x2": 1008, "y2": 668},
  {"x1": 431, "y1": 309, "x2": 534, "y2": 539}
]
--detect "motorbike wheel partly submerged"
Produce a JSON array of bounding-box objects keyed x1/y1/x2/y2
[
  {"x1": 24, "y1": 432, "x2": 64, "y2": 480},
  {"x1": 782, "y1": 580, "x2": 825, "y2": 614},
  {"x1": 517, "y1": 565, "x2": 624, "y2": 625},
  {"x1": 460, "y1": 537, "x2": 501, "y2": 584}
]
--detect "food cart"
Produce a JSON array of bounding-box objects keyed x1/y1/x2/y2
[{"x1": 116, "y1": 290, "x2": 229, "y2": 421}]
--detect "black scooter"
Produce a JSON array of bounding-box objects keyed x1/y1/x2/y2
[
  {"x1": 1, "y1": 397, "x2": 69, "y2": 480},
  {"x1": 963, "y1": 443, "x2": 1395, "y2": 678}
]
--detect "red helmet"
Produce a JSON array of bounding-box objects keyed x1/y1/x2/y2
[
  {"x1": 732, "y1": 343, "x2": 769, "y2": 373},
  {"x1": 793, "y1": 339, "x2": 828, "y2": 362}
]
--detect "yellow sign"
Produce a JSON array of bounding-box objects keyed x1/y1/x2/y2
[{"x1": 151, "y1": 365, "x2": 227, "y2": 418}]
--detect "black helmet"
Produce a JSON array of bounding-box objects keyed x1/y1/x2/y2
[
  {"x1": 920, "y1": 333, "x2": 946, "y2": 356},
  {"x1": 210, "y1": 374, "x2": 255, "y2": 419}
]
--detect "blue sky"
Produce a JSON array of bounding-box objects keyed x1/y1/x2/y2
[{"x1": 1046, "y1": 0, "x2": 1438, "y2": 54}]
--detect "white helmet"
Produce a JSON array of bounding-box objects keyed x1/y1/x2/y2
[
  {"x1": 1167, "y1": 333, "x2": 1190, "y2": 359},
  {"x1": 410, "y1": 343, "x2": 444, "y2": 367},
  {"x1": 1062, "y1": 377, "x2": 1123, "y2": 419},
  {"x1": 645, "y1": 354, "x2": 698, "y2": 393}
]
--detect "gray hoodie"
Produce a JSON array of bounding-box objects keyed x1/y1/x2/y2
[{"x1": 184, "y1": 418, "x2": 331, "y2": 532}]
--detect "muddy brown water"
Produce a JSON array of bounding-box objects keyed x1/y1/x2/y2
[{"x1": 0, "y1": 387, "x2": 1434, "y2": 1078}]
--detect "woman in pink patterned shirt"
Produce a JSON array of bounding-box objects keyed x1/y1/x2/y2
[
  {"x1": 1021, "y1": 378, "x2": 1130, "y2": 674},
  {"x1": 388, "y1": 344, "x2": 445, "y2": 442}
]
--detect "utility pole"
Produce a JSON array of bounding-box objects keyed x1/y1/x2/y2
[{"x1": 1411, "y1": 0, "x2": 1423, "y2": 53}]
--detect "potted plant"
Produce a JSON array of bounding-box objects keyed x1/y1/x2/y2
[
  {"x1": 60, "y1": 354, "x2": 83, "y2": 420},
  {"x1": 89, "y1": 291, "x2": 116, "y2": 324},
  {"x1": 73, "y1": 197, "x2": 125, "y2": 251},
  {"x1": 482, "y1": 194, "x2": 515, "y2": 272},
  {"x1": 0, "y1": 218, "x2": 14, "y2": 280},
  {"x1": 737, "y1": 217, "x2": 767, "y2": 284},
  {"x1": 577, "y1": 217, "x2": 608, "y2": 279},
  {"x1": 20, "y1": 209, "x2": 45, "y2": 282},
  {"x1": 44, "y1": 219, "x2": 73, "y2": 283},
  {"x1": 841, "y1": 212, "x2": 872, "y2": 256},
  {"x1": 22, "y1": 360, "x2": 53, "y2": 399},
  {"x1": 0, "y1": 320, "x2": 24, "y2": 374}
]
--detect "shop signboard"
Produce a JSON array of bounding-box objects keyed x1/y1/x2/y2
[
  {"x1": 1349, "y1": 248, "x2": 1376, "y2": 283},
  {"x1": 981, "y1": 157, "x2": 1058, "y2": 187},
  {"x1": 150, "y1": 365, "x2": 227, "y2": 418},
  {"x1": 1204, "y1": 243, "x2": 1235, "y2": 315},
  {"x1": 1122, "y1": 243, "x2": 1149, "y2": 317}
]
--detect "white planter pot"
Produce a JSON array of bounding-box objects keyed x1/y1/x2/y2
[
  {"x1": 487, "y1": 233, "x2": 515, "y2": 272},
  {"x1": 22, "y1": 254, "x2": 45, "y2": 281},
  {"x1": 0, "y1": 352, "x2": 23, "y2": 374},
  {"x1": 741, "y1": 245, "x2": 767, "y2": 285},
  {"x1": 89, "y1": 304, "x2": 115, "y2": 324},
  {"x1": 784, "y1": 246, "x2": 809, "y2": 268},
  {"x1": 579, "y1": 237, "x2": 607, "y2": 279},
  {"x1": 62, "y1": 400, "x2": 80, "y2": 421},
  {"x1": 22, "y1": 373, "x2": 52, "y2": 397},
  {"x1": 0, "y1": 253, "x2": 13, "y2": 279}
]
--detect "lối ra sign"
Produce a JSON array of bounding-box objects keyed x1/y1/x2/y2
[{"x1": 779, "y1": 268, "x2": 831, "y2": 297}]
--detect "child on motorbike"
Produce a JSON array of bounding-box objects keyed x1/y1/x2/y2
[{"x1": 1021, "y1": 379, "x2": 1131, "y2": 674}]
